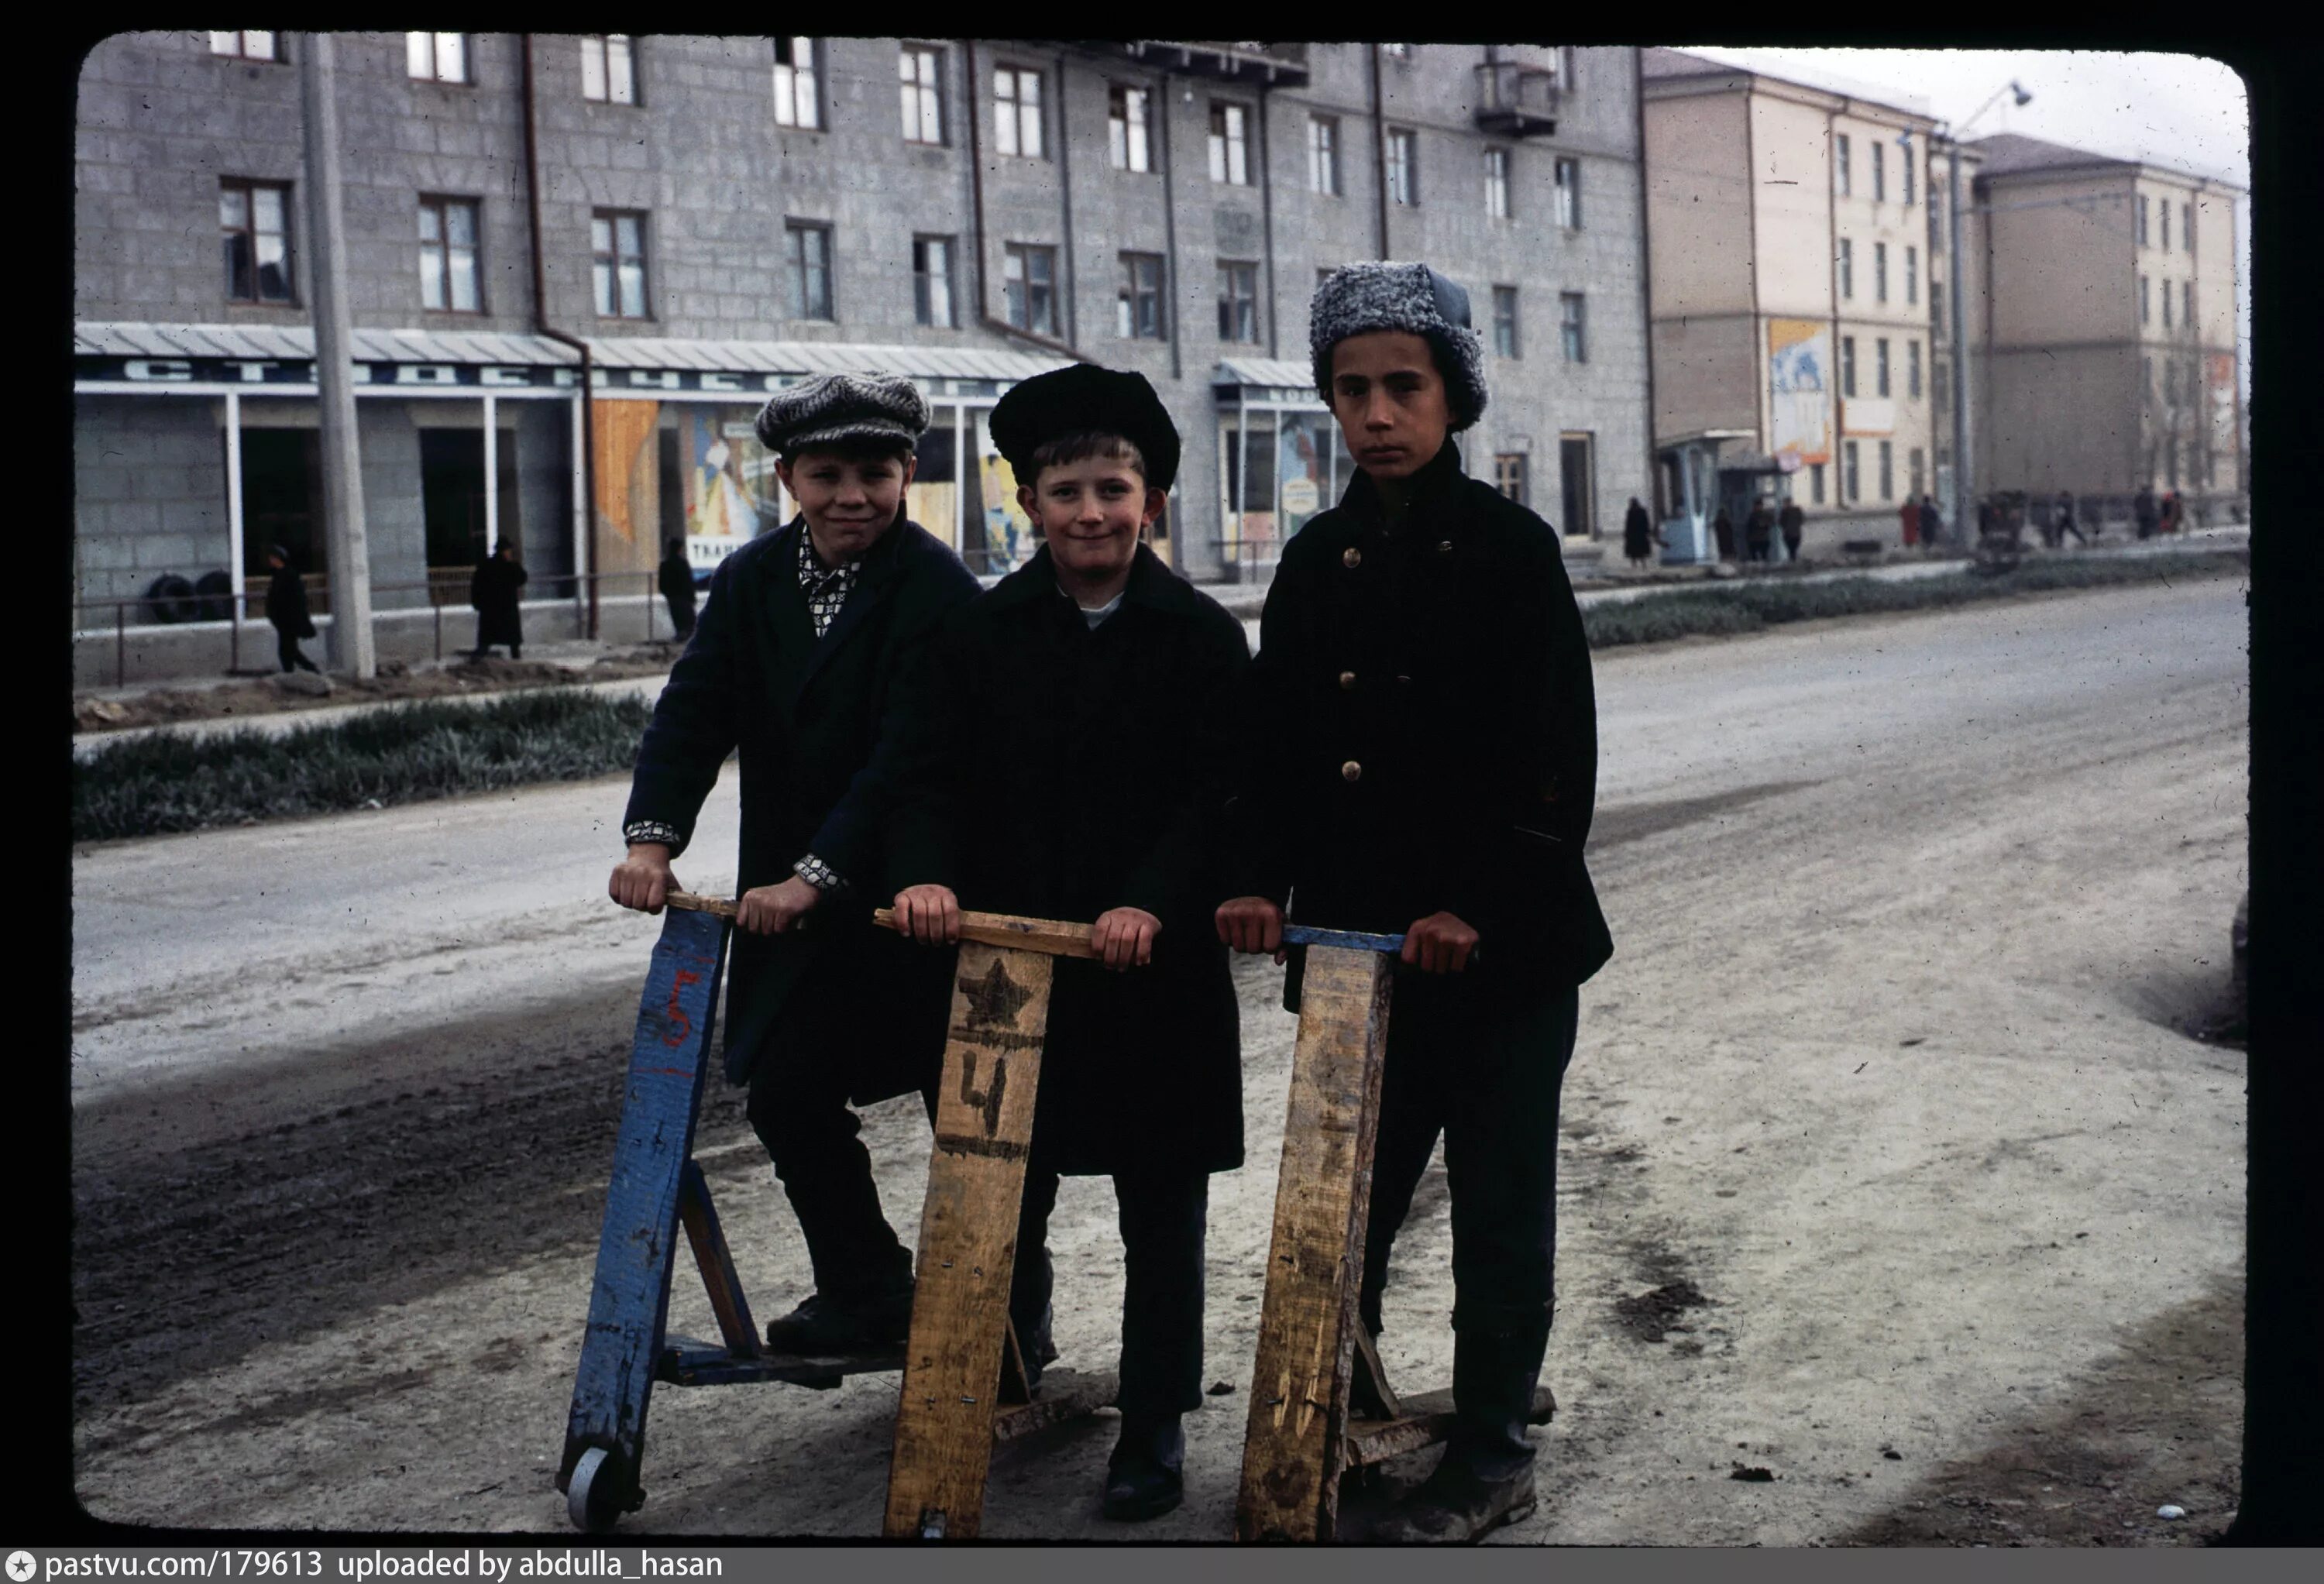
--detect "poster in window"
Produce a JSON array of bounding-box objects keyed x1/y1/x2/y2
[
  {"x1": 1768, "y1": 318, "x2": 1834, "y2": 468},
  {"x1": 684, "y1": 407, "x2": 780, "y2": 576}
]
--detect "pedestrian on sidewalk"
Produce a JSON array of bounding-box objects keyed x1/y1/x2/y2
[
  {"x1": 1779, "y1": 499, "x2": 1805, "y2": 563},
  {"x1": 263, "y1": 545, "x2": 320, "y2": 674},
  {"x1": 609, "y1": 373, "x2": 978, "y2": 1362},
  {"x1": 469, "y1": 541, "x2": 528, "y2": 661},
  {"x1": 658, "y1": 538, "x2": 698, "y2": 641},
  {"x1": 2055, "y1": 490, "x2": 2088, "y2": 546},
  {"x1": 2134, "y1": 485, "x2": 2159, "y2": 541},
  {"x1": 1218, "y1": 261, "x2": 1613, "y2": 1545},
  {"x1": 2160, "y1": 490, "x2": 2183, "y2": 535},
  {"x1": 1919, "y1": 493, "x2": 1944, "y2": 550},
  {"x1": 1712, "y1": 506, "x2": 1736, "y2": 562},
  {"x1": 1745, "y1": 499, "x2": 1775, "y2": 564},
  {"x1": 1900, "y1": 496, "x2": 1921, "y2": 551},
  {"x1": 889, "y1": 363, "x2": 1249, "y2": 1524},
  {"x1": 1622, "y1": 497, "x2": 1657, "y2": 569}
]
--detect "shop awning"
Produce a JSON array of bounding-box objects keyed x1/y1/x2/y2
[
  {"x1": 1212, "y1": 357, "x2": 1323, "y2": 404},
  {"x1": 75, "y1": 321, "x2": 583, "y2": 366},
  {"x1": 582, "y1": 337, "x2": 1070, "y2": 386}
]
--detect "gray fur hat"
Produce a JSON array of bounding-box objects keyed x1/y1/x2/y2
[
  {"x1": 1308, "y1": 262, "x2": 1488, "y2": 431},
  {"x1": 754, "y1": 371, "x2": 930, "y2": 457}
]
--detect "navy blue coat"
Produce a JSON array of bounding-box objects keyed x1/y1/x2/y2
[
  {"x1": 887, "y1": 544, "x2": 1250, "y2": 1177},
  {"x1": 1232, "y1": 440, "x2": 1614, "y2": 1005},
  {"x1": 623, "y1": 514, "x2": 981, "y2": 1094}
]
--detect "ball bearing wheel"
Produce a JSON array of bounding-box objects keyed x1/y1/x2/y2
[{"x1": 566, "y1": 1445, "x2": 626, "y2": 1533}]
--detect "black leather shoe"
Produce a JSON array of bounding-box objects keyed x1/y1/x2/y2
[
  {"x1": 762, "y1": 1287, "x2": 913, "y2": 1354},
  {"x1": 1369, "y1": 1456, "x2": 1538, "y2": 1544},
  {"x1": 1101, "y1": 1416, "x2": 1185, "y2": 1522}
]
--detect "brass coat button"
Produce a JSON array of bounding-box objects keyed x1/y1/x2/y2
[
  {"x1": 1341, "y1": 760, "x2": 1363, "y2": 782},
  {"x1": 1342, "y1": 546, "x2": 1362, "y2": 569},
  {"x1": 1339, "y1": 670, "x2": 1357, "y2": 690},
  {"x1": 1437, "y1": 538, "x2": 1454, "y2": 553}
]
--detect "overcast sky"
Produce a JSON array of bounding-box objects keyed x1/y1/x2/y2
[{"x1": 1677, "y1": 48, "x2": 2253, "y2": 396}]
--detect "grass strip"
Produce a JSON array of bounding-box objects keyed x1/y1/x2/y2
[
  {"x1": 1581, "y1": 548, "x2": 2246, "y2": 650},
  {"x1": 74, "y1": 688, "x2": 659, "y2": 843}
]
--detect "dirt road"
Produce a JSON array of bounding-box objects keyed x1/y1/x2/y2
[{"x1": 69, "y1": 575, "x2": 2249, "y2": 1542}]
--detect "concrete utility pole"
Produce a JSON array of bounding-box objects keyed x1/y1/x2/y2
[
  {"x1": 299, "y1": 31, "x2": 376, "y2": 677},
  {"x1": 1941, "y1": 80, "x2": 2030, "y2": 549}
]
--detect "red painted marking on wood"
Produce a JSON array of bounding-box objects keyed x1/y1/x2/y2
[{"x1": 661, "y1": 969, "x2": 703, "y2": 1046}]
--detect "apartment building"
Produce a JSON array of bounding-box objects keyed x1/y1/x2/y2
[
  {"x1": 1962, "y1": 132, "x2": 2243, "y2": 513},
  {"x1": 74, "y1": 33, "x2": 1652, "y2": 639},
  {"x1": 1640, "y1": 49, "x2": 1940, "y2": 559}
]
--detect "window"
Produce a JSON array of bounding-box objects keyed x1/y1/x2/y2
[
  {"x1": 1109, "y1": 84, "x2": 1151, "y2": 172},
  {"x1": 221, "y1": 179, "x2": 294, "y2": 303},
  {"x1": 1494, "y1": 453, "x2": 1528, "y2": 507},
  {"x1": 1208, "y1": 102, "x2": 1250, "y2": 185},
  {"x1": 2162, "y1": 280, "x2": 2174, "y2": 329},
  {"x1": 581, "y1": 35, "x2": 635, "y2": 104},
  {"x1": 1932, "y1": 187, "x2": 1946, "y2": 247},
  {"x1": 1838, "y1": 238, "x2": 1853, "y2": 299},
  {"x1": 1875, "y1": 241, "x2": 1889, "y2": 303},
  {"x1": 1906, "y1": 245, "x2": 1918, "y2": 306},
  {"x1": 1903, "y1": 145, "x2": 1915, "y2": 205},
  {"x1": 1554, "y1": 156, "x2": 1581, "y2": 229},
  {"x1": 2183, "y1": 202, "x2": 2194, "y2": 256},
  {"x1": 209, "y1": 31, "x2": 279, "y2": 61},
  {"x1": 773, "y1": 38, "x2": 820, "y2": 129},
  {"x1": 1492, "y1": 285, "x2": 1520, "y2": 358},
  {"x1": 418, "y1": 196, "x2": 482, "y2": 312},
  {"x1": 1835, "y1": 133, "x2": 1851, "y2": 196},
  {"x1": 2184, "y1": 279, "x2": 2193, "y2": 328},
  {"x1": 2161, "y1": 201, "x2": 2171, "y2": 253},
  {"x1": 996, "y1": 67, "x2": 1044, "y2": 159},
  {"x1": 1387, "y1": 128, "x2": 1417, "y2": 206},
  {"x1": 786, "y1": 222, "x2": 833, "y2": 319},
  {"x1": 1908, "y1": 338, "x2": 1922, "y2": 398},
  {"x1": 1485, "y1": 148, "x2": 1511, "y2": 219},
  {"x1": 2140, "y1": 274, "x2": 2150, "y2": 325},
  {"x1": 1559, "y1": 292, "x2": 1587, "y2": 362},
  {"x1": 1309, "y1": 116, "x2": 1340, "y2": 195},
  {"x1": 1873, "y1": 139, "x2": 1886, "y2": 202},
  {"x1": 1932, "y1": 280, "x2": 1944, "y2": 335},
  {"x1": 1810, "y1": 462, "x2": 1827, "y2": 504},
  {"x1": 1879, "y1": 439, "x2": 1893, "y2": 501},
  {"x1": 407, "y1": 33, "x2": 467, "y2": 83},
  {"x1": 1119, "y1": 252, "x2": 1164, "y2": 339},
  {"x1": 1558, "y1": 433, "x2": 1595, "y2": 535},
  {"x1": 1218, "y1": 260, "x2": 1260, "y2": 343},
  {"x1": 2137, "y1": 194, "x2": 2150, "y2": 246},
  {"x1": 1841, "y1": 335, "x2": 1857, "y2": 398},
  {"x1": 1844, "y1": 439, "x2": 1861, "y2": 502},
  {"x1": 1910, "y1": 447, "x2": 1926, "y2": 500},
  {"x1": 1004, "y1": 243, "x2": 1056, "y2": 335},
  {"x1": 913, "y1": 236, "x2": 954, "y2": 328},
  {"x1": 1933, "y1": 359, "x2": 1948, "y2": 410},
  {"x1": 591, "y1": 210, "x2": 648, "y2": 318},
  {"x1": 1876, "y1": 338, "x2": 1891, "y2": 398},
  {"x1": 900, "y1": 46, "x2": 944, "y2": 145}
]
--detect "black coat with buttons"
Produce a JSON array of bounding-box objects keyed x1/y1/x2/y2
[
  {"x1": 1232, "y1": 439, "x2": 1613, "y2": 999},
  {"x1": 887, "y1": 542, "x2": 1251, "y2": 1177}
]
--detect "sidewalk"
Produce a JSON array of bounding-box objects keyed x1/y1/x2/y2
[{"x1": 72, "y1": 524, "x2": 2247, "y2": 763}]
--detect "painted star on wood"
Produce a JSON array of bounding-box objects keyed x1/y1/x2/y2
[{"x1": 958, "y1": 956, "x2": 1033, "y2": 1028}]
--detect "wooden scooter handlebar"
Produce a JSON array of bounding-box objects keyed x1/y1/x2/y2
[{"x1": 872, "y1": 906, "x2": 1100, "y2": 960}]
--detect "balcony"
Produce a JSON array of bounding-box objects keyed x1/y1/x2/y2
[
  {"x1": 1059, "y1": 41, "x2": 1310, "y2": 87},
  {"x1": 1473, "y1": 61, "x2": 1559, "y2": 137}
]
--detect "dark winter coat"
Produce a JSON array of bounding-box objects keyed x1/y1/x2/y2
[
  {"x1": 1231, "y1": 440, "x2": 1613, "y2": 1008},
  {"x1": 889, "y1": 542, "x2": 1251, "y2": 1177},
  {"x1": 265, "y1": 565, "x2": 315, "y2": 638},
  {"x1": 1745, "y1": 505, "x2": 1775, "y2": 549},
  {"x1": 660, "y1": 550, "x2": 698, "y2": 633},
  {"x1": 1713, "y1": 510, "x2": 1736, "y2": 559},
  {"x1": 624, "y1": 514, "x2": 982, "y2": 1094},
  {"x1": 1623, "y1": 500, "x2": 1654, "y2": 560},
  {"x1": 1779, "y1": 503, "x2": 1806, "y2": 542},
  {"x1": 470, "y1": 555, "x2": 528, "y2": 647}
]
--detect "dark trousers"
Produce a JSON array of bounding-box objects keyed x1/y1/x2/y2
[
  {"x1": 1010, "y1": 1166, "x2": 1208, "y2": 1424},
  {"x1": 664, "y1": 594, "x2": 696, "y2": 638},
  {"x1": 275, "y1": 629, "x2": 318, "y2": 673},
  {"x1": 745, "y1": 1051, "x2": 934, "y2": 1304},
  {"x1": 1783, "y1": 532, "x2": 1803, "y2": 562}
]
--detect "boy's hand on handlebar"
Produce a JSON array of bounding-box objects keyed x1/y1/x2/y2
[
  {"x1": 1215, "y1": 895, "x2": 1285, "y2": 963},
  {"x1": 610, "y1": 844, "x2": 676, "y2": 914},
  {"x1": 892, "y1": 884, "x2": 962, "y2": 946},
  {"x1": 1092, "y1": 906, "x2": 1161, "y2": 971}
]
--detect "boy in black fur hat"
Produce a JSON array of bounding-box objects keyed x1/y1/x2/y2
[{"x1": 888, "y1": 363, "x2": 1250, "y2": 1523}]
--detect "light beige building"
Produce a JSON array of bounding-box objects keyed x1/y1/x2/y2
[
  {"x1": 1961, "y1": 133, "x2": 2244, "y2": 519},
  {"x1": 1641, "y1": 50, "x2": 1941, "y2": 558}
]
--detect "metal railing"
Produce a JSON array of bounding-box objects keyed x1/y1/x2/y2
[{"x1": 72, "y1": 569, "x2": 703, "y2": 689}]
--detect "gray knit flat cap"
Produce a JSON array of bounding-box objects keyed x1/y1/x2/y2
[
  {"x1": 1308, "y1": 262, "x2": 1488, "y2": 431},
  {"x1": 755, "y1": 371, "x2": 930, "y2": 457}
]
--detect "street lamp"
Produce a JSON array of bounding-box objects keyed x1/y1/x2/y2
[{"x1": 1934, "y1": 79, "x2": 2031, "y2": 541}]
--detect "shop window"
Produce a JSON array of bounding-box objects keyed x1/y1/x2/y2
[
  {"x1": 909, "y1": 407, "x2": 962, "y2": 556},
  {"x1": 901, "y1": 46, "x2": 944, "y2": 145},
  {"x1": 774, "y1": 38, "x2": 820, "y2": 129},
  {"x1": 581, "y1": 35, "x2": 635, "y2": 104},
  {"x1": 592, "y1": 210, "x2": 649, "y2": 318},
  {"x1": 221, "y1": 179, "x2": 294, "y2": 304},
  {"x1": 995, "y1": 66, "x2": 1044, "y2": 158},
  {"x1": 420, "y1": 427, "x2": 518, "y2": 571},
  {"x1": 1557, "y1": 433, "x2": 1595, "y2": 536},
  {"x1": 238, "y1": 427, "x2": 322, "y2": 582},
  {"x1": 1004, "y1": 244, "x2": 1057, "y2": 335},
  {"x1": 418, "y1": 195, "x2": 483, "y2": 313},
  {"x1": 407, "y1": 33, "x2": 468, "y2": 84},
  {"x1": 1810, "y1": 462, "x2": 1827, "y2": 504}
]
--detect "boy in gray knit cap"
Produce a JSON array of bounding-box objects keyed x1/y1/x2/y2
[{"x1": 1218, "y1": 262, "x2": 1613, "y2": 1542}]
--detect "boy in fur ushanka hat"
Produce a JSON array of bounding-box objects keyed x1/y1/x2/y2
[
  {"x1": 1218, "y1": 262, "x2": 1614, "y2": 1543},
  {"x1": 889, "y1": 362, "x2": 1250, "y2": 1524}
]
